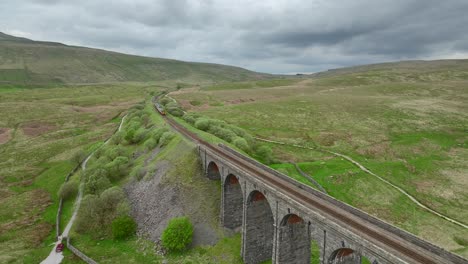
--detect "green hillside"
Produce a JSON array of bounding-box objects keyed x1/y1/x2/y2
[{"x1": 0, "y1": 32, "x2": 269, "y2": 86}]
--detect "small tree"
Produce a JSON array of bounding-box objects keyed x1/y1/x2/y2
[
  {"x1": 159, "y1": 131, "x2": 175, "y2": 146},
  {"x1": 233, "y1": 137, "x2": 250, "y2": 152},
  {"x1": 58, "y1": 181, "x2": 78, "y2": 200},
  {"x1": 161, "y1": 217, "x2": 193, "y2": 252},
  {"x1": 71, "y1": 149, "x2": 87, "y2": 165},
  {"x1": 112, "y1": 215, "x2": 137, "y2": 240}
]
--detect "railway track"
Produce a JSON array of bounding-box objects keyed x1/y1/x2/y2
[{"x1": 155, "y1": 97, "x2": 466, "y2": 264}]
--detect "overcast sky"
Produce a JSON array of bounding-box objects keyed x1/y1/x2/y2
[{"x1": 1, "y1": 0, "x2": 468, "y2": 73}]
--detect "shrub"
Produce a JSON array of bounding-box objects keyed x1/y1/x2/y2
[
  {"x1": 125, "y1": 128, "x2": 136, "y2": 143},
  {"x1": 111, "y1": 131, "x2": 125, "y2": 145},
  {"x1": 161, "y1": 217, "x2": 193, "y2": 252},
  {"x1": 151, "y1": 127, "x2": 169, "y2": 143},
  {"x1": 209, "y1": 126, "x2": 237, "y2": 142},
  {"x1": 189, "y1": 100, "x2": 201, "y2": 106},
  {"x1": 130, "y1": 166, "x2": 146, "y2": 181},
  {"x1": 71, "y1": 149, "x2": 87, "y2": 165},
  {"x1": 105, "y1": 156, "x2": 130, "y2": 181},
  {"x1": 76, "y1": 187, "x2": 128, "y2": 237},
  {"x1": 255, "y1": 145, "x2": 274, "y2": 164},
  {"x1": 84, "y1": 172, "x2": 112, "y2": 195},
  {"x1": 182, "y1": 114, "x2": 196, "y2": 125},
  {"x1": 167, "y1": 107, "x2": 184, "y2": 117},
  {"x1": 159, "y1": 131, "x2": 175, "y2": 146},
  {"x1": 105, "y1": 145, "x2": 128, "y2": 160},
  {"x1": 194, "y1": 118, "x2": 212, "y2": 131},
  {"x1": 160, "y1": 98, "x2": 171, "y2": 106},
  {"x1": 58, "y1": 181, "x2": 78, "y2": 200},
  {"x1": 233, "y1": 137, "x2": 250, "y2": 152},
  {"x1": 100, "y1": 187, "x2": 125, "y2": 211},
  {"x1": 112, "y1": 215, "x2": 137, "y2": 240},
  {"x1": 144, "y1": 138, "x2": 157, "y2": 150}
]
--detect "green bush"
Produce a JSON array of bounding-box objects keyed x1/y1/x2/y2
[
  {"x1": 167, "y1": 107, "x2": 184, "y2": 117},
  {"x1": 105, "y1": 156, "x2": 130, "y2": 181},
  {"x1": 132, "y1": 128, "x2": 148, "y2": 144},
  {"x1": 209, "y1": 126, "x2": 237, "y2": 142},
  {"x1": 233, "y1": 137, "x2": 250, "y2": 152},
  {"x1": 105, "y1": 145, "x2": 128, "y2": 160},
  {"x1": 112, "y1": 215, "x2": 137, "y2": 240},
  {"x1": 159, "y1": 131, "x2": 175, "y2": 146},
  {"x1": 255, "y1": 145, "x2": 274, "y2": 164},
  {"x1": 161, "y1": 217, "x2": 193, "y2": 252},
  {"x1": 76, "y1": 187, "x2": 129, "y2": 237},
  {"x1": 124, "y1": 128, "x2": 136, "y2": 143},
  {"x1": 151, "y1": 127, "x2": 169, "y2": 143},
  {"x1": 194, "y1": 118, "x2": 211, "y2": 131},
  {"x1": 58, "y1": 181, "x2": 78, "y2": 200},
  {"x1": 71, "y1": 149, "x2": 87, "y2": 165},
  {"x1": 144, "y1": 138, "x2": 157, "y2": 150},
  {"x1": 130, "y1": 166, "x2": 146, "y2": 181},
  {"x1": 189, "y1": 100, "x2": 202, "y2": 106},
  {"x1": 84, "y1": 172, "x2": 112, "y2": 195},
  {"x1": 111, "y1": 131, "x2": 125, "y2": 145},
  {"x1": 160, "y1": 97, "x2": 171, "y2": 106},
  {"x1": 182, "y1": 114, "x2": 196, "y2": 125}
]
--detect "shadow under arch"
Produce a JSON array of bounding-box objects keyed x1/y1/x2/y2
[
  {"x1": 328, "y1": 248, "x2": 362, "y2": 264},
  {"x1": 207, "y1": 161, "x2": 221, "y2": 180},
  {"x1": 277, "y1": 214, "x2": 311, "y2": 264},
  {"x1": 243, "y1": 190, "x2": 274, "y2": 264},
  {"x1": 223, "y1": 174, "x2": 243, "y2": 229}
]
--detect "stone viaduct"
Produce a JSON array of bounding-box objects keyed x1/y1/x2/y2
[{"x1": 198, "y1": 144, "x2": 467, "y2": 264}]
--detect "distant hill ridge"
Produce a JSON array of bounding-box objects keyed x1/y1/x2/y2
[{"x1": 0, "y1": 32, "x2": 269, "y2": 86}]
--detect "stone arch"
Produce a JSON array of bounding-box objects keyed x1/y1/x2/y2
[
  {"x1": 243, "y1": 190, "x2": 274, "y2": 264},
  {"x1": 277, "y1": 214, "x2": 311, "y2": 264},
  {"x1": 207, "y1": 161, "x2": 221, "y2": 180},
  {"x1": 223, "y1": 174, "x2": 243, "y2": 229},
  {"x1": 328, "y1": 248, "x2": 361, "y2": 264}
]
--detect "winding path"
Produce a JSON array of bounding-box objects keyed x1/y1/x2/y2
[
  {"x1": 254, "y1": 136, "x2": 468, "y2": 229},
  {"x1": 41, "y1": 115, "x2": 127, "y2": 264}
]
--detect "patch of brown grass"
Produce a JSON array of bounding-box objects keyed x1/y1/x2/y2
[
  {"x1": 21, "y1": 122, "x2": 56, "y2": 137},
  {"x1": 0, "y1": 127, "x2": 12, "y2": 144}
]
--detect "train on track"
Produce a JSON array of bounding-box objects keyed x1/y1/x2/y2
[{"x1": 154, "y1": 102, "x2": 166, "y2": 115}]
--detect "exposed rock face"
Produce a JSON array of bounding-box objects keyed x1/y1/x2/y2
[{"x1": 125, "y1": 157, "x2": 220, "y2": 247}]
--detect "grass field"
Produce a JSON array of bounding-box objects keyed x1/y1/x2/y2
[
  {"x1": 0, "y1": 83, "x2": 154, "y2": 262},
  {"x1": 170, "y1": 60, "x2": 468, "y2": 257}
]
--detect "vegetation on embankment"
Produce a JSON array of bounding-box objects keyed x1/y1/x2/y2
[
  {"x1": 170, "y1": 60, "x2": 468, "y2": 257},
  {"x1": 63, "y1": 99, "x2": 244, "y2": 263}
]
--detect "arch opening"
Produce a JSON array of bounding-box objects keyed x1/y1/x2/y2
[
  {"x1": 277, "y1": 214, "x2": 310, "y2": 264},
  {"x1": 223, "y1": 174, "x2": 243, "y2": 229},
  {"x1": 244, "y1": 190, "x2": 274, "y2": 264},
  {"x1": 328, "y1": 248, "x2": 361, "y2": 264},
  {"x1": 207, "y1": 161, "x2": 221, "y2": 180}
]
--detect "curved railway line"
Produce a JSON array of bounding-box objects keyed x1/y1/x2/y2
[{"x1": 161, "y1": 114, "x2": 467, "y2": 264}]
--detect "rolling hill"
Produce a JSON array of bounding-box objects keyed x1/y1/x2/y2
[{"x1": 0, "y1": 32, "x2": 270, "y2": 86}]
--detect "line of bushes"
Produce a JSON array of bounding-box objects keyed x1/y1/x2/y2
[
  {"x1": 157, "y1": 95, "x2": 276, "y2": 164},
  {"x1": 75, "y1": 102, "x2": 176, "y2": 240},
  {"x1": 182, "y1": 112, "x2": 275, "y2": 164}
]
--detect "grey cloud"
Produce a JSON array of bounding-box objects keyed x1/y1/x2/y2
[{"x1": 1, "y1": 0, "x2": 467, "y2": 73}]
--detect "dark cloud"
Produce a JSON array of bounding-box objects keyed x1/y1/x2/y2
[{"x1": 1, "y1": 0, "x2": 467, "y2": 73}]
